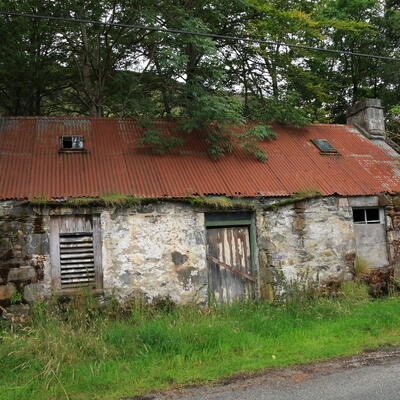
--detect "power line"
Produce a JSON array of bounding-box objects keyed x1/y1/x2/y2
[{"x1": 1, "y1": 11, "x2": 400, "y2": 62}]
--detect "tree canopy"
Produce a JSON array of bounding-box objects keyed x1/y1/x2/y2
[{"x1": 1, "y1": 0, "x2": 400, "y2": 159}]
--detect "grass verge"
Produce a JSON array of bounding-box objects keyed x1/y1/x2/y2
[{"x1": 1, "y1": 295, "x2": 400, "y2": 400}]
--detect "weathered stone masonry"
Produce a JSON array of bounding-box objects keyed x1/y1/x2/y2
[
  {"x1": 256, "y1": 197, "x2": 357, "y2": 288},
  {"x1": 0, "y1": 195, "x2": 398, "y2": 305},
  {"x1": 100, "y1": 203, "x2": 208, "y2": 303},
  {"x1": 0, "y1": 201, "x2": 50, "y2": 303}
]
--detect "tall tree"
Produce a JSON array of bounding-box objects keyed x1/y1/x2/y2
[{"x1": 0, "y1": 0, "x2": 65, "y2": 115}]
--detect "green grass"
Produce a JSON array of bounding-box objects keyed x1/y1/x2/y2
[{"x1": 1, "y1": 296, "x2": 400, "y2": 400}]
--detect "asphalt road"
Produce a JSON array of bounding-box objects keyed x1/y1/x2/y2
[{"x1": 141, "y1": 348, "x2": 400, "y2": 400}]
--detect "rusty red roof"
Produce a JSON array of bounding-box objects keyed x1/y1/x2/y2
[{"x1": 1, "y1": 117, "x2": 400, "y2": 200}]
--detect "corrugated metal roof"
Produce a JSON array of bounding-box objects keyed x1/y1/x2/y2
[{"x1": 1, "y1": 116, "x2": 400, "y2": 200}]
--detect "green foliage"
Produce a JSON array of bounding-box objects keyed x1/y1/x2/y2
[
  {"x1": 98, "y1": 194, "x2": 142, "y2": 208},
  {"x1": 2, "y1": 0, "x2": 400, "y2": 158},
  {"x1": 30, "y1": 196, "x2": 50, "y2": 206},
  {"x1": 10, "y1": 291, "x2": 22, "y2": 305},
  {"x1": 239, "y1": 125, "x2": 277, "y2": 162},
  {"x1": 65, "y1": 197, "x2": 101, "y2": 207},
  {"x1": 387, "y1": 105, "x2": 400, "y2": 145},
  {"x1": 249, "y1": 96, "x2": 311, "y2": 127},
  {"x1": 179, "y1": 94, "x2": 243, "y2": 159},
  {"x1": 263, "y1": 188, "x2": 321, "y2": 210},
  {"x1": 29, "y1": 194, "x2": 141, "y2": 208},
  {"x1": 137, "y1": 119, "x2": 184, "y2": 154},
  {"x1": 28, "y1": 194, "x2": 254, "y2": 210},
  {"x1": 189, "y1": 196, "x2": 253, "y2": 210},
  {"x1": 2, "y1": 295, "x2": 400, "y2": 399}
]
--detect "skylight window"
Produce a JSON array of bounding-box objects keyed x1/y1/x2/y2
[
  {"x1": 61, "y1": 136, "x2": 84, "y2": 150},
  {"x1": 311, "y1": 139, "x2": 338, "y2": 154}
]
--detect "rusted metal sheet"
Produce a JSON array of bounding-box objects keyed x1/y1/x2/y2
[
  {"x1": 206, "y1": 226, "x2": 253, "y2": 304},
  {"x1": 1, "y1": 117, "x2": 400, "y2": 200}
]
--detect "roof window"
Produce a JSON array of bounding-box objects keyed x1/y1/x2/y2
[
  {"x1": 59, "y1": 136, "x2": 87, "y2": 153},
  {"x1": 311, "y1": 139, "x2": 338, "y2": 154},
  {"x1": 61, "y1": 136, "x2": 84, "y2": 149}
]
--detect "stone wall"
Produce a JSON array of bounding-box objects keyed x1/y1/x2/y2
[
  {"x1": 0, "y1": 201, "x2": 50, "y2": 304},
  {"x1": 256, "y1": 197, "x2": 357, "y2": 288},
  {"x1": 101, "y1": 203, "x2": 208, "y2": 303},
  {"x1": 1, "y1": 195, "x2": 399, "y2": 306},
  {"x1": 385, "y1": 196, "x2": 400, "y2": 275}
]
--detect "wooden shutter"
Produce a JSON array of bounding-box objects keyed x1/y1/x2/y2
[
  {"x1": 59, "y1": 232, "x2": 95, "y2": 289},
  {"x1": 50, "y1": 215, "x2": 103, "y2": 291}
]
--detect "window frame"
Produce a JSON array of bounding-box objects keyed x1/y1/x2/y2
[
  {"x1": 352, "y1": 207, "x2": 383, "y2": 225},
  {"x1": 59, "y1": 135, "x2": 87, "y2": 153},
  {"x1": 310, "y1": 138, "x2": 338, "y2": 154}
]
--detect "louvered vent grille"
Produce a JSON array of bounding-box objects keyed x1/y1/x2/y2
[{"x1": 59, "y1": 232, "x2": 96, "y2": 289}]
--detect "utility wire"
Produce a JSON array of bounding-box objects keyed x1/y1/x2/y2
[{"x1": 1, "y1": 11, "x2": 400, "y2": 62}]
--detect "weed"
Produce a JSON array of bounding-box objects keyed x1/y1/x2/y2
[
  {"x1": 189, "y1": 196, "x2": 253, "y2": 210},
  {"x1": 65, "y1": 197, "x2": 101, "y2": 207},
  {"x1": 99, "y1": 193, "x2": 141, "y2": 208},
  {"x1": 10, "y1": 291, "x2": 23, "y2": 305},
  {"x1": 30, "y1": 196, "x2": 49, "y2": 206},
  {"x1": 263, "y1": 189, "x2": 321, "y2": 211},
  {"x1": 340, "y1": 281, "x2": 370, "y2": 302},
  {"x1": 354, "y1": 257, "x2": 371, "y2": 280},
  {"x1": 3, "y1": 292, "x2": 400, "y2": 400}
]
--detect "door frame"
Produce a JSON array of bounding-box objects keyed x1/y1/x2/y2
[{"x1": 205, "y1": 212, "x2": 258, "y2": 301}]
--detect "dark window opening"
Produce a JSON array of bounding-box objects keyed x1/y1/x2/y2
[
  {"x1": 61, "y1": 136, "x2": 84, "y2": 150},
  {"x1": 311, "y1": 139, "x2": 338, "y2": 153},
  {"x1": 353, "y1": 208, "x2": 365, "y2": 223},
  {"x1": 352, "y1": 208, "x2": 381, "y2": 224}
]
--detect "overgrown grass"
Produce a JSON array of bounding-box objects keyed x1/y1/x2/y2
[{"x1": 1, "y1": 294, "x2": 400, "y2": 400}]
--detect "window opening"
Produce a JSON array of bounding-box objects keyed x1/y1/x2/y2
[
  {"x1": 61, "y1": 136, "x2": 84, "y2": 150},
  {"x1": 352, "y1": 207, "x2": 381, "y2": 224},
  {"x1": 311, "y1": 139, "x2": 338, "y2": 153}
]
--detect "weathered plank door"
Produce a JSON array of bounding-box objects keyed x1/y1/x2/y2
[
  {"x1": 50, "y1": 215, "x2": 103, "y2": 291},
  {"x1": 207, "y1": 226, "x2": 253, "y2": 304}
]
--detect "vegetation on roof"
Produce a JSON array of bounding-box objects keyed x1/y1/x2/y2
[
  {"x1": 263, "y1": 189, "x2": 322, "y2": 211},
  {"x1": 30, "y1": 194, "x2": 143, "y2": 209},
  {"x1": 189, "y1": 196, "x2": 254, "y2": 210},
  {"x1": 29, "y1": 194, "x2": 254, "y2": 210},
  {"x1": 29, "y1": 190, "x2": 321, "y2": 210}
]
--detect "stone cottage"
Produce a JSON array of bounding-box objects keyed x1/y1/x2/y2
[{"x1": 1, "y1": 99, "x2": 400, "y2": 305}]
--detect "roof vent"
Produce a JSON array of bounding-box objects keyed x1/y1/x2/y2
[{"x1": 310, "y1": 139, "x2": 338, "y2": 154}]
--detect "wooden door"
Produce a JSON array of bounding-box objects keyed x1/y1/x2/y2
[
  {"x1": 207, "y1": 226, "x2": 253, "y2": 304},
  {"x1": 50, "y1": 215, "x2": 103, "y2": 291}
]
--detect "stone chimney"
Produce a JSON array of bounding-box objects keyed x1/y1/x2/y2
[{"x1": 346, "y1": 98, "x2": 385, "y2": 139}]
